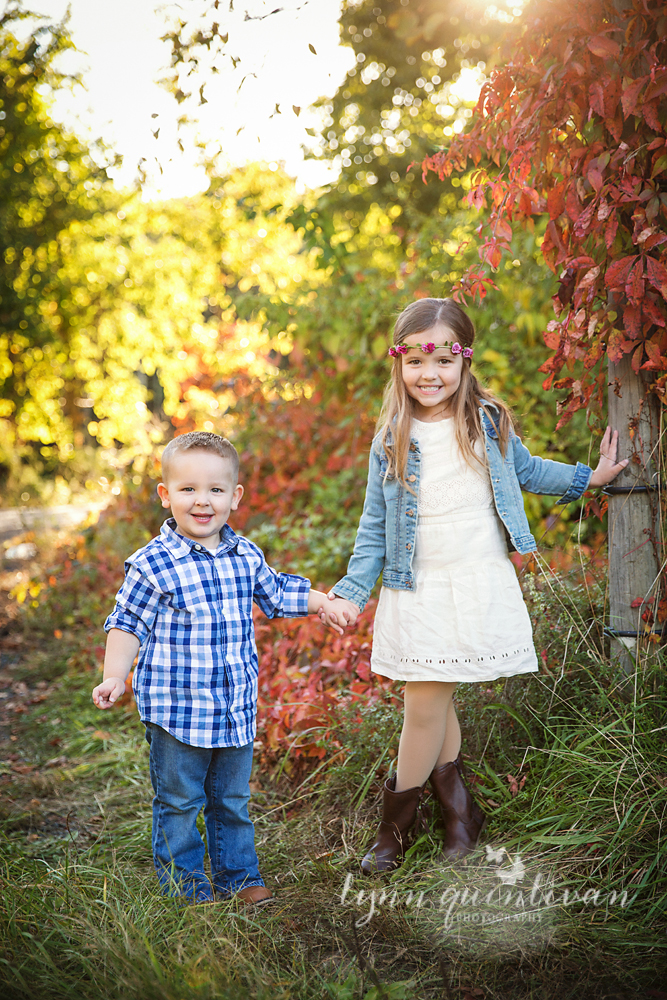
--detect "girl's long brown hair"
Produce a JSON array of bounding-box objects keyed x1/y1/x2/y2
[{"x1": 377, "y1": 298, "x2": 514, "y2": 486}]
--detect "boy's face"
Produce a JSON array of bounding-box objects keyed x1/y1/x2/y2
[{"x1": 157, "y1": 449, "x2": 243, "y2": 549}]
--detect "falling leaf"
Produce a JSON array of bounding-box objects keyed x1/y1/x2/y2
[
  {"x1": 292, "y1": 105, "x2": 301, "y2": 116},
  {"x1": 151, "y1": 113, "x2": 159, "y2": 119},
  {"x1": 152, "y1": 128, "x2": 160, "y2": 139},
  {"x1": 309, "y1": 43, "x2": 317, "y2": 54}
]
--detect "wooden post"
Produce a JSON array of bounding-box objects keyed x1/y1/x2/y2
[{"x1": 607, "y1": 353, "x2": 662, "y2": 674}]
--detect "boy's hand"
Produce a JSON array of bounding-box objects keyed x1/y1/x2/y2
[
  {"x1": 92, "y1": 677, "x2": 126, "y2": 710},
  {"x1": 589, "y1": 427, "x2": 629, "y2": 487}
]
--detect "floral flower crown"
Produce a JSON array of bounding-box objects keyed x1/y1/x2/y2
[{"x1": 388, "y1": 341, "x2": 473, "y2": 359}]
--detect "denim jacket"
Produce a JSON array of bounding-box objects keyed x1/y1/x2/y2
[{"x1": 333, "y1": 404, "x2": 592, "y2": 611}]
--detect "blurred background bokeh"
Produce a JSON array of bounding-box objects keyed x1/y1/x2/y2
[{"x1": 1, "y1": 0, "x2": 598, "y2": 584}]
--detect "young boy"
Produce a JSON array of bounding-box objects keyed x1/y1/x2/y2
[{"x1": 92, "y1": 431, "x2": 351, "y2": 905}]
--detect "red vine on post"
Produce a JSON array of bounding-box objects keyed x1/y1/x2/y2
[{"x1": 422, "y1": 0, "x2": 667, "y2": 428}]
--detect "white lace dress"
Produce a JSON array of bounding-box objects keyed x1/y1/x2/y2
[{"x1": 371, "y1": 417, "x2": 538, "y2": 683}]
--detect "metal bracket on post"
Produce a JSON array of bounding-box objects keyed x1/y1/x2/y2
[
  {"x1": 604, "y1": 626, "x2": 665, "y2": 642},
  {"x1": 602, "y1": 484, "x2": 659, "y2": 496}
]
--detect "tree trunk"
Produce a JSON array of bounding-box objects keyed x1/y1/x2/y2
[{"x1": 607, "y1": 353, "x2": 662, "y2": 674}]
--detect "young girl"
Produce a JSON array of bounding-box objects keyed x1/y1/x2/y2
[{"x1": 327, "y1": 297, "x2": 627, "y2": 874}]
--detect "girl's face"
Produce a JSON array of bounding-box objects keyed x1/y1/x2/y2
[{"x1": 400, "y1": 325, "x2": 464, "y2": 420}]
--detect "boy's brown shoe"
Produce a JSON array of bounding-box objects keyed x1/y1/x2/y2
[{"x1": 235, "y1": 885, "x2": 274, "y2": 906}]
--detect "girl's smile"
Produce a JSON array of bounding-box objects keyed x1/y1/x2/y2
[{"x1": 400, "y1": 325, "x2": 464, "y2": 421}]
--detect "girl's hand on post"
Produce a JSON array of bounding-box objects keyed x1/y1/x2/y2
[
  {"x1": 589, "y1": 427, "x2": 629, "y2": 487},
  {"x1": 92, "y1": 677, "x2": 126, "y2": 709}
]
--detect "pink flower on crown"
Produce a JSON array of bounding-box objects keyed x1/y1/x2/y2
[
  {"x1": 388, "y1": 346, "x2": 399, "y2": 357},
  {"x1": 450, "y1": 342, "x2": 463, "y2": 355},
  {"x1": 463, "y1": 347, "x2": 474, "y2": 359},
  {"x1": 396, "y1": 344, "x2": 408, "y2": 354},
  {"x1": 421, "y1": 342, "x2": 436, "y2": 353}
]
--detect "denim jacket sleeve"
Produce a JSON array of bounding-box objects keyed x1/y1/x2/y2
[
  {"x1": 511, "y1": 433, "x2": 592, "y2": 503},
  {"x1": 331, "y1": 443, "x2": 386, "y2": 612}
]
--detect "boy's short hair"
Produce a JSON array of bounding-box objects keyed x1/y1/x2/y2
[{"x1": 161, "y1": 432, "x2": 239, "y2": 482}]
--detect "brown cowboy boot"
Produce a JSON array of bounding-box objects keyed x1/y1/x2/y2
[
  {"x1": 361, "y1": 774, "x2": 429, "y2": 875},
  {"x1": 429, "y1": 754, "x2": 486, "y2": 860}
]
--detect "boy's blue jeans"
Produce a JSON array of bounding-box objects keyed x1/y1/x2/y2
[{"x1": 144, "y1": 723, "x2": 264, "y2": 902}]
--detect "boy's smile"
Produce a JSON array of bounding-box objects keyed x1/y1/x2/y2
[{"x1": 157, "y1": 449, "x2": 243, "y2": 549}]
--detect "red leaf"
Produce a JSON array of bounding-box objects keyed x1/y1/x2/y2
[
  {"x1": 565, "y1": 186, "x2": 582, "y2": 221},
  {"x1": 630, "y1": 597, "x2": 644, "y2": 608},
  {"x1": 644, "y1": 74, "x2": 667, "y2": 104},
  {"x1": 494, "y1": 218, "x2": 513, "y2": 241},
  {"x1": 547, "y1": 181, "x2": 566, "y2": 219},
  {"x1": 626, "y1": 260, "x2": 645, "y2": 302},
  {"x1": 646, "y1": 257, "x2": 667, "y2": 297},
  {"x1": 604, "y1": 255, "x2": 637, "y2": 289},
  {"x1": 589, "y1": 81, "x2": 605, "y2": 117},
  {"x1": 642, "y1": 339, "x2": 667, "y2": 370},
  {"x1": 642, "y1": 295, "x2": 666, "y2": 327},
  {"x1": 621, "y1": 76, "x2": 648, "y2": 117},
  {"x1": 604, "y1": 213, "x2": 619, "y2": 249},
  {"x1": 607, "y1": 328, "x2": 628, "y2": 363},
  {"x1": 643, "y1": 100, "x2": 661, "y2": 131},
  {"x1": 623, "y1": 303, "x2": 642, "y2": 340},
  {"x1": 631, "y1": 343, "x2": 644, "y2": 373},
  {"x1": 587, "y1": 35, "x2": 620, "y2": 59},
  {"x1": 588, "y1": 167, "x2": 604, "y2": 193}
]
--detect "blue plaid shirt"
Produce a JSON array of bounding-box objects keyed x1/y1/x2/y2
[{"x1": 104, "y1": 518, "x2": 311, "y2": 748}]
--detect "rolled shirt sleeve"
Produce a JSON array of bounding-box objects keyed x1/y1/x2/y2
[
  {"x1": 104, "y1": 562, "x2": 162, "y2": 645},
  {"x1": 252, "y1": 556, "x2": 311, "y2": 619}
]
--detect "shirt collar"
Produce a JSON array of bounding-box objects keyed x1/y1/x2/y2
[{"x1": 159, "y1": 518, "x2": 240, "y2": 558}]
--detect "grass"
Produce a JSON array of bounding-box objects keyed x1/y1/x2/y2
[{"x1": 1, "y1": 553, "x2": 666, "y2": 999}]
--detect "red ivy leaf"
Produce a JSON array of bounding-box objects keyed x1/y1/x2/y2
[
  {"x1": 624, "y1": 303, "x2": 642, "y2": 340},
  {"x1": 644, "y1": 75, "x2": 667, "y2": 104},
  {"x1": 621, "y1": 76, "x2": 648, "y2": 117},
  {"x1": 642, "y1": 295, "x2": 666, "y2": 327},
  {"x1": 604, "y1": 255, "x2": 636, "y2": 289},
  {"x1": 604, "y1": 213, "x2": 619, "y2": 249},
  {"x1": 607, "y1": 328, "x2": 628, "y2": 363},
  {"x1": 626, "y1": 260, "x2": 645, "y2": 302},
  {"x1": 646, "y1": 257, "x2": 667, "y2": 297},
  {"x1": 588, "y1": 166, "x2": 604, "y2": 192},
  {"x1": 587, "y1": 35, "x2": 620, "y2": 59},
  {"x1": 643, "y1": 100, "x2": 661, "y2": 131},
  {"x1": 547, "y1": 181, "x2": 566, "y2": 219}
]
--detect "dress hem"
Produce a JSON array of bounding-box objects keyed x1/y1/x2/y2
[{"x1": 371, "y1": 663, "x2": 539, "y2": 683}]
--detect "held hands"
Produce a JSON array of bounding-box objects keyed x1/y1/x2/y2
[
  {"x1": 316, "y1": 594, "x2": 360, "y2": 635},
  {"x1": 319, "y1": 592, "x2": 360, "y2": 634},
  {"x1": 589, "y1": 427, "x2": 629, "y2": 488},
  {"x1": 92, "y1": 676, "x2": 126, "y2": 710}
]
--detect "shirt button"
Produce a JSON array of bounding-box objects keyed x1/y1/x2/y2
[
  {"x1": 408, "y1": 474, "x2": 416, "y2": 482},
  {"x1": 407, "y1": 509, "x2": 414, "y2": 516},
  {"x1": 406, "y1": 542, "x2": 412, "y2": 550},
  {"x1": 409, "y1": 443, "x2": 416, "y2": 451},
  {"x1": 194, "y1": 544, "x2": 202, "y2": 550}
]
